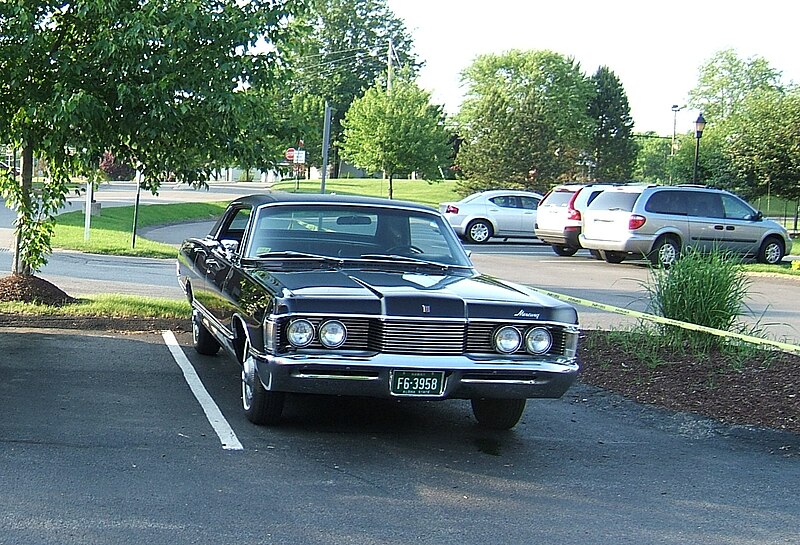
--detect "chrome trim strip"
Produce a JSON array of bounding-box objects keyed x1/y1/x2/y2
[
  {"x1": 461, "y1": 378, "x2": 544, "y2": 385},
  {"x1": 292, "y1": 373, "x2": 379, "y2": 381}
]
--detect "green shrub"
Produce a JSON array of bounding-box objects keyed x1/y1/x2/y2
[{"x1": 642, "y1": 247, "x2": 752, "y2": 351}]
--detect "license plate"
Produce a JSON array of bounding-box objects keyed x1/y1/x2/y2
[{"x1": 390, "y1": 370, "x2": 445, "y2": 396}]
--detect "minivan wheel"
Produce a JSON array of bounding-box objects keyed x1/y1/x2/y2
[
  {"x1": 649, "y1": 236, "x2": 680, "y2": 268},
  {"x1": 465, "y1": 220, "x2": 493, "y2": 244},
  {"x1": 552, "y1": 244, "x2": 579, "y2": 257},
  {"x1": 758, "y1": 237, "x2": 785, "y2": 265},
  {"x1": 601, "y1": 250, "x2": 626, "y2": 264}
]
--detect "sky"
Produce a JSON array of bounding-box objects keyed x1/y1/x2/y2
[{"x1": 386, "y1": 0, "x2": 800, "y2": 136}]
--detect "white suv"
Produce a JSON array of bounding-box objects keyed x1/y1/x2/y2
[
  {"x1": 535, "y1": 183, "x2": 621, "y2": 256},
  {"x1": 579, "y1": 185, "x2": 793, "y2": 267}
]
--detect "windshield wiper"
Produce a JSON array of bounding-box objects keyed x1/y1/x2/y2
[
  {"x1": 359, "y1": 254, "x2": 456, "y2": 270},
  {"x1": 256, "y1": 251, "x2": 341, "y2": 263}
]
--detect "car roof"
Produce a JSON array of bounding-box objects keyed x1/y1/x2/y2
[
  {"x1": 228, "y1": 191, "x2": 435, "y2": 213},
  {"x1": 468, "y1": 189, "x2": 543, "y2": 198}
]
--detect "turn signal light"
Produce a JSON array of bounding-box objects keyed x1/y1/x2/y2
[{"x1": 445, "y1": 204, "x2": 459, "y2": 214}]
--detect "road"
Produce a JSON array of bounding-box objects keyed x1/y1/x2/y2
[{"x1": 1, "y1": 328, "x2": 798, "y2": 545}]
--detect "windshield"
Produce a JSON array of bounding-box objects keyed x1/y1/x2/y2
[
  {"x1": 588, "y1": 190, "x2": 641, "y2": 212},
  {"x1": 244, "y1": 203, "x2": 473, "y2": 267}
]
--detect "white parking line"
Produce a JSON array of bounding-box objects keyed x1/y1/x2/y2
[{"x1": 162, "y1": 330, "x2": 244, "y2": 451}]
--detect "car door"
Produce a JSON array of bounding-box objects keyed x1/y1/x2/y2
[
  {"x1": 686, "y1": 191, "x2": 728, "y2": 253},
  {"x1": 487, "y1": 195, "x2": 522, "y2": 235},
  {"x1": 195, "y1": 205, "x2": 253, "y2": 329},
  {"x1": 719, "y1": 193, "x2": 763, "y2": 255},
  {"x1": 519, "y1": 195, "x2": 540, "y2": 234}
]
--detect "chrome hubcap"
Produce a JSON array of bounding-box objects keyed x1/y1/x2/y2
[
  {"x1": 242, "y1": 353, "x2": 255, "y2": 410},
  {"x1": 765, "y1": 243, "x2": 781, "y2": 263},
  {"x1": 659, "y1": 243, "x2": 677, "y2": 266},
  {"x1": 471, "y1": 223, "x2": 489, "y2": 242}
]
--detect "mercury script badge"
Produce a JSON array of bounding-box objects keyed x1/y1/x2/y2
[{"x1": 515, "y1": 310, "x2": 540, "y2": 318}]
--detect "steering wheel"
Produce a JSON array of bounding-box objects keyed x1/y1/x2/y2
[{"x1": 385, "y1": 244, "x2": 424, "y2": 255}]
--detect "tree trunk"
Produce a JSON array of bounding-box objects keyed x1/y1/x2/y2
[{"x1": 11, "y1": 146, "x2": 33, "y2": 276}]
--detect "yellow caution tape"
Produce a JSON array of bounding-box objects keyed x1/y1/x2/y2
[{"x1": 531, "y1": 286, "x2": 800, "y2": 356}]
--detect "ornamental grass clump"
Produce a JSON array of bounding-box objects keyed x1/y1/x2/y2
[{"x1": 643, "y1": 247, "x2": 753, "y2": 352}]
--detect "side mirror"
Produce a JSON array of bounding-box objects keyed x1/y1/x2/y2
[
  {"x1": 750, "y1": 211, "x2": 764, "y2": 221},
  {"x1": 220, "y1": 239, "x2": 240, "y2": 257}
]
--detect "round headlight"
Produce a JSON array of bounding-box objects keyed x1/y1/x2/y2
[
  {"x1": 525, "y1": 327, "x2": 553, "y2": 354},
  {"x1": 319, "y1": 320, "x2": 347, "y2": 348},
  {"x1": 494, "y1": 326, "x2": 522, "y2": 354},
  {"x1": 287, "y1": 319, "x2": 314, "y2": 347}
]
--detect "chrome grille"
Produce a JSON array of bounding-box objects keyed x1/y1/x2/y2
[
  {"x1": 369, "y1": 320, "x2": 465, "y2": 355},
  {"x1": 277, "y1": 315, "x2": 574, "y2": 357}
]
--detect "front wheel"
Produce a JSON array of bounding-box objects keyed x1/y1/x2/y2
[
  {"x1": 192, "y1": 309, "x2": 220, "y2": 355},
  {"x1": 465, "y1": 220, "x2": 493, "y2": 244},
  {"x1": 470, "y1": 398, "x2": 527, "y2": 430},
  {"x1": 552, "y1": 244, "x2": 579, "y2": 257},
  {"x1": 242, "y1": 339, "x2": 285, "y2": 425},
  {"x1": 758, "y1": 237, "x2": 785, "y2": 264}
]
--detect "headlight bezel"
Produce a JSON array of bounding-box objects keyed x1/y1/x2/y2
[
  {"x1": 318, "y1": 319, "x2": 347, "y2": 349},
  {"x1": 286, "y1": 318, "x2": 315, "y2": 348},
  {"x1": 493, "y1": 325, "x2": 522, "y2": 354},
  {"x1": 524, "y1": 326, "x2": 553, "y2": 354}
]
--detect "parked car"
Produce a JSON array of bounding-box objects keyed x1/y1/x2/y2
[
  {"x1": 534, "y1": 183, "x2": 620, "y2": 256},
  {"x1": 439, "y1": 189, "x2": 543, "y2": 243},
  {"x1": 579, "y1": 185, "x2": 793, "y2": 267},
  {"x1": 177, "y1": 193, "x2": 580, "y2": 430}
]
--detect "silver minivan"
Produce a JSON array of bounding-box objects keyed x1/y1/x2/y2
[{"x1": 579, "y1": 185, "x2": 793, "y2": 266}]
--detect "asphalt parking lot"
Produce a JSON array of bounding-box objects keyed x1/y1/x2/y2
[{"x1": 2, "y1": 327, "x2": 799, "y2": 545}]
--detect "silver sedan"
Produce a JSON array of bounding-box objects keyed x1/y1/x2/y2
[{"x1": 439, "y1": 189, "x2": 543, "y2": 243}]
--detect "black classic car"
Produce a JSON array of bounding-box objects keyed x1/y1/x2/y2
[{"x1": 177, "y1": 193, "x2": 580, "y2": 430}]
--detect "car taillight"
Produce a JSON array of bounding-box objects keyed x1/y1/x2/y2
[
  {"x1": 446, "y1": 204, "x2": 459, "y2": 214},
  {"x1": 567, "y1": 208, "x2": 581, "y2": 221},
  {"x1": 629, "y1": 215, "x2": 646, "y2": 230}
]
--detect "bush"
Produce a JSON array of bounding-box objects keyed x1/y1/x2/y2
[
  {"x1": 643, "y1": 247, "x2": 752, "y2": 351},
  {"x1": 99, "y1": 151, "x2": 135, "y2": 181}
]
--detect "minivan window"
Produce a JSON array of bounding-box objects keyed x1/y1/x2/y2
[
  {"x1": 541, "y1": 190, "x2": 576, "y2": 207},
  {"x1": 645, "y1": 190, "x2": 689, "y2": 215},
  {"x1": 721, "y1": 194, "x2": 756, "y2": 220},
  {"x1": 687, "y1": 192, "x2": 724, "y2": 218},
  {"x1": 587, "y1": 190, "x2": 640, "y2": 212}
]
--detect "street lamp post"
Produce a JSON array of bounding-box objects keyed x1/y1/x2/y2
[{"x1": 692, "y1": 112, "x2": 706, "y2": 184}]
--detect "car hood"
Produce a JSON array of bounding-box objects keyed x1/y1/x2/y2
[{"x1": 249, "y1": 268, "x2": 578, "y2": 324}]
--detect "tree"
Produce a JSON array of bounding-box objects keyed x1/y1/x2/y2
[
  {"x1": 727, "y1": 90, "x2": 800, "y2": 203},
  {"x1": 341, "y1": 77, "x2": 451, "y2": 198},
  {"x1": 455, "y1": 50, "x2": 595, "y2": 194},
  {"x1": 689, "y1": 48, "x2": 783, "y2": 123},
  {"x1": 633, "y1": 134, "x2": 672, "y2": 184},
  {"x1": 588, "y1": 66, "x2": 637, "y2": 181},
  {"x1": 291, "y1": 0, "x2": 419, "y2": 176},
  {"x1": 0, "y1": 0, "x2": 302, "y2": 276}
]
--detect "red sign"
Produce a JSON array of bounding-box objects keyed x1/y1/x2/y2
[{"x1": 284, "y1": 147, "x2": 295, "y2": 161}]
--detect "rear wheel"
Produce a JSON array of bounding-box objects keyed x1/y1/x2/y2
[
  {"x1": 552, "y1": 244, "x2": 579, "y2": 257},
  {"x1": 758, "y1": 237, "x2": 785, "y2": 264},
  {"x1": 602, "y1": 250, "x2": 626, "y2": 264},
  {"x1": 470, "y1": 398, "x2": 527, "y2": 430},
  {"x1": 192, "y1": 309, "x2": 220, "y2": 355},
  {"x1": 242, "y1": 338, "x2": 285, "y2": 425},
  {"x1": 465, "y1": 220, "x2": 493, "y2": 244},
  {"x1": 648, "y1": 236, "x2": 680, "y2": 268}
]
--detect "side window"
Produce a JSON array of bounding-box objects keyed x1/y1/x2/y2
[
  {"x1": 490, "y1": 196, "x2": 515, "y2": 209},
  {"x1": 688, "y1": 192, "x2": 724, "y2": 218},
  {"x1": 218, "y1": 206, "x2": 252, "y2": 245},
  {"x1": 645, "y1": 191, "x2": 687, "y2": 215},
  {"x1": 721, "y1": 194, "x2": 756, "y2": 220},
  {"x1": 520, "y1": 196, "x2": 540, "y2": 210}
]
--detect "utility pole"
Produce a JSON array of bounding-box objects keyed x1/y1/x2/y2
[
  {"x1": 387, "y1": 38, "x2": 393, "y2": 92},
  {"x1": 320, "y1": 101, "x2": 332, "y2": 194}
]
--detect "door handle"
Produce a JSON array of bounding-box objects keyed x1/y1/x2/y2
[
  {"x1": 714, "y1": 225, "x2": 724, "y2": 230},
  {"x1": 726, "y1": 226, "x2": 735, "y2": 230}
]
